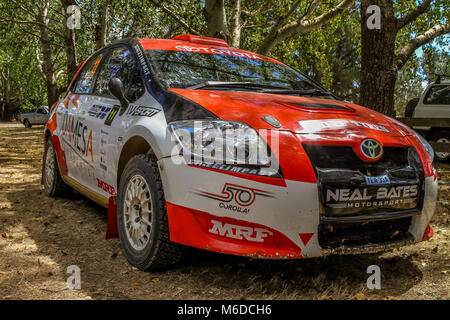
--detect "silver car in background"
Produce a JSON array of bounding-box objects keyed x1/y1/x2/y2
[{"x1": 19, "y1": 106, "x2": 49, "y2": 127}]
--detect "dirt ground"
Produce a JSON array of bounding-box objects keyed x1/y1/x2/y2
[{"x1": 0, "y1": 126, "x2": 448, "y2": 300}]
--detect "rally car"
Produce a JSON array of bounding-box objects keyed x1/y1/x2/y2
[{"x1": 42, "y1": 35, "x2": 438, "y2": 270}]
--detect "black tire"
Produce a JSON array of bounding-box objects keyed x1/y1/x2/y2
[
  {"x1": 24, "y1": 119, "x2": 32, "y2": 128},
  {"x1": 43, "y1": 138, "x2": 71, "y2": 196},
  {"x1": 117, "y1": 154, "x2": 186, "y2": 271},
  {"x1": 404, "y1": 98, "x2": 419, "y2": 117},
  {"x1": 430, "y1": 130, "x2": 450, "y2": 162}
]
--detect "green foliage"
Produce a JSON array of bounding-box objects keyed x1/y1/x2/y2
[{"x1": 0, "y1": 0, "x2": 449, "y2": 119}]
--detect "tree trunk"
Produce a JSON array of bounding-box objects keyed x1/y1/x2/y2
[
  {"x1": 204, "y1": 0, "x2": 230, "y2": 42},
  {"x1": 359, "y1": 0, "x2": 398, "y2": 116},
  {"x1": 38, "y1": 0, "x2": 59, "y2": 107},
  {"x1": 61, "y1": 0, "x2": 78, "y2": 84},
  {"x1": 95, "y1": 0, "x2": 109, "y2": 50}
]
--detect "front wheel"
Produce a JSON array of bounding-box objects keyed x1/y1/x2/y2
[
  {"x1": 117, "y1": 154, "x2": 186, "y2": 271},
  {"x1": 24, "y1": 119, "x2": 32, "y2": 128},
  {"x1": 431, "y1": 130, "x2": 450, "y2": 162}
]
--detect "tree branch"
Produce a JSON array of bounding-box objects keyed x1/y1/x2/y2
[
  {"x1": 148, "y1": 0, "x2": 200, "y2": 35},
  {"x1": 395, "y1": 23, "x2": 450, "y2": 70},
  {"x1": 301, "y1": 0, "x2": 321, "y2": 21},
  {"x1": 35, "y1": 48, "x2": 46, "y2": 80},
  {"x1": 257, "y1": 0, "x2": 355, "y2": 55},
  {"x1": 396, "y1": 0, "x2": 433, "y2": 30}
]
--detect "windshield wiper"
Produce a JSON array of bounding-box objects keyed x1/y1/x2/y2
[
  {"x1": 260, "y1": 88, "x2": 334, "y2": 97},
  {"x1": 186, "y1": 81, "x2": 287, "y2": 90}
]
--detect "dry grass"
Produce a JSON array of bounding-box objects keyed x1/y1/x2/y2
[{"x1": 0, "y1": 126, "x2": 448, "y2": 300}]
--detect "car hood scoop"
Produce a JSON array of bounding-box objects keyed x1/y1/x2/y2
[{"x1": 170, "y1": 88, "x2": 409, "y2": 137}]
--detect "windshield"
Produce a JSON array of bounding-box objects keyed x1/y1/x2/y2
[{"x1": 145, "y1": 50, "x2": 324, "y2": 92}]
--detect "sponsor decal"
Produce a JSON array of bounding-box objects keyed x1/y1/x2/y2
[
  {"x1": 365, "y1": 174, "x2": 390, "y2": 185},
  {"x1": 99, "y1": 129, "x2": 109, "y2": 170},
  {"x1": 299, "y1": 119, "x2": 389, "y2": 133},
  {"x1": 126, "y1": 105, "x2": 160, "y2": 117},
  {"x1": 209, "y1": 219, "x2": 273, "y2": 243},
  {"x1": 360, "y1": 139, "x2": 383, "y2": 159},
  {"x1": 104, "y1": 105, "x2": 120, "y2": 126},
  {"x1": 61, "y1": 114, "x2": 94, "y2": 161},
  {"x1": 96, "y1": 178, "x2": 116, "y2": 196},
  {"x1": 88, "y1": 105, "x2": 112, "y2": 119},
  {"x1": 195, "y1": 183, "x2": 274, "y2": 214},
  {"x1": 133, "y1": 44, "x2": 151, "y2": 79},
  {"x1": 174, "y1": 45, "x2": 263, "y2": 60},
  {"x1": 324, "y1": 185, "x2": 419, "y2": 211},
  {"x1": 191, "y1": 160, "x2": 280, "y2": 177}
]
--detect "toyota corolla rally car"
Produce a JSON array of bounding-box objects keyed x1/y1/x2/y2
[{"x1": 42, "y1": 35, "x2": 438, "y2": 270}]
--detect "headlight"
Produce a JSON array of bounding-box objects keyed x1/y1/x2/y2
[
  {"x1": 169, "y1": 120, "x2": 271, "y2": 166},
  {"x1": 413, "y1": 130, "x2": 434, "y2": 162}
]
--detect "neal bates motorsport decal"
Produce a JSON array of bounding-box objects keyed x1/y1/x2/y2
[
  {"x1": 195, "y1": 183, "x2": 274, "y2": 214},
  {"x1": 323, "y1": 184, "x2": 419, "y2": 215}
]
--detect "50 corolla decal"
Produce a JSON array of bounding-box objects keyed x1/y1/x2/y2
[{"x1": 194, "y1": 183, "x2": 274, "y2": 214}]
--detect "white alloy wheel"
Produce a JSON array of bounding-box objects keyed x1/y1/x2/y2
[{"x1": 123, "y1": 175, "x2": 153, "y2": 251}]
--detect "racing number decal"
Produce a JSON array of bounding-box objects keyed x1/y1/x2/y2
[{"x1": 104, "y1": 105, "x2": 120, "y2": 126}]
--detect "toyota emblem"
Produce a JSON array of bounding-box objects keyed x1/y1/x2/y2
[{"x1": 360, "y1": 139, "x2": 383, "y2": 159}]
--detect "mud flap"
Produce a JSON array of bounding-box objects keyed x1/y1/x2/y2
[{"x1": 106, "y1": 196, "x2": 119, "y2": 239}]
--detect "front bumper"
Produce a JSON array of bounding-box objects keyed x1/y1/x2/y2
[{"x1": 159, "y1": 154, "x2": 438, "y2": 258}]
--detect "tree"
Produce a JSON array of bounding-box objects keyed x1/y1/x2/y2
[
  {"x1": 0, "y1": 0, "x2": 67, "y2": 107},
  {"x1": 360, "y1": 0, "x2": 450, "y2": 116},
  {"x1": 148, "y1": 0, "x2": 356, "y2": 53}
]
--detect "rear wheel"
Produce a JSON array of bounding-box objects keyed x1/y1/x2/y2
[
  {"x1": 43, "y1": 138, "x2": 71, "y2": 196},
  {"x1": 430, "y1": 130, "x2": 450, "y2": 162},
  {"x1": 24, "y1": 119, "x2": 32, "y2": 128},
  {"x1": 117, "y1": 154, "x2": 186, "y2": 271}
]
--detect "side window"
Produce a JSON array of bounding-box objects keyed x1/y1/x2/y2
[
  {"x1": 94, "y1": 46, "x2": 145, "y2": 101},
  {"x1": 424, "y1": 85, "x2": 450, "y2": 105},
  {"x1": 72, "y1": 53, "x2": 104, "y2": 94},
  {"x1": 37, "y1": 107, "x2": 46, "y2": 114}
]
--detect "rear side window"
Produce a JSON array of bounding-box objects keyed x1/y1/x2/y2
[
  {"x1": 424, "y1": 85, "x2": 450, "y2": 105},
  {"x1": 72, "y1": 53, "x2": 104, "y2": 94},
  {"x1": 94, "y1": 46, "x2": 144, "y2": 101}
]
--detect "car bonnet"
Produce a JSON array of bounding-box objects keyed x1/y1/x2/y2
[{"x1": 169, "y1": 88, "x2": 410, "y2": 138}]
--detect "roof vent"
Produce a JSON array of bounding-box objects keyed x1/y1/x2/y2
[{"x1": 172, "y1": 34, "x2": 229, "y2": 47}]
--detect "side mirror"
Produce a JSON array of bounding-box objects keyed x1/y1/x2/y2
[{"x1": 109, "y1": 77, "x2": 129, "y2": 110}]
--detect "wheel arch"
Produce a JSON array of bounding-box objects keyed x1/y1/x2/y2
[{"x1": 117, "y1": 136, "x2": 152, "y2": 186}]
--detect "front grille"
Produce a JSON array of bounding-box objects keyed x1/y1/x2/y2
[
  {"x1": 302, "y1": 144, "x2": 425, "y2": 218},
  {"x1": 318, "y1": 217, "x2": 413, "y2": 249},
  {"x1": 302, "y1": 145, "x2": 416, "y2": 176}
]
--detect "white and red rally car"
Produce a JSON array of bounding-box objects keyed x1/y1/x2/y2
[{"x1": 43, "y1": 35, "x2": 438, "y2": 270}]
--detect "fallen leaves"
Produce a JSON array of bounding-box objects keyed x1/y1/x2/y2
[{"x1": 355, "y1": 292, "x2": 367, "y2": 300}]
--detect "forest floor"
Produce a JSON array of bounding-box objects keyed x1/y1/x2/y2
[{"x1": 0, "y1": 126, "x2": 448, "y2": 300}]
